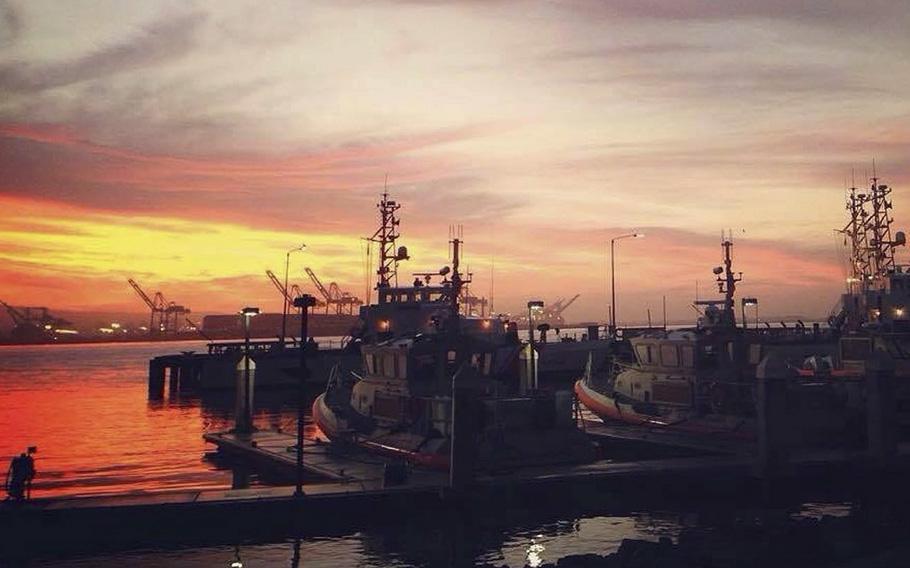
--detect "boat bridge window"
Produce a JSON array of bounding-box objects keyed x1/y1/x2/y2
[
  {"x1": 680, "y1": 345, "x2": 695, "y2": 368},
  {"x1": 470, "y1": 352, "x2": 493, "y2": 375},
  {"x1": 635, "y1": 344, "x2": 655, "y2": 365},
  {"x1": 660, "y1": 344, "x2": 679, "y2": 367},
  {"x1": 364, "y1": 353, "x2": 378, "y2": 374}
]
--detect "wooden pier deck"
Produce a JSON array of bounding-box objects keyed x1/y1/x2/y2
[{"x1": 203, "y1": 430, "x2": 446, "y2": 486}]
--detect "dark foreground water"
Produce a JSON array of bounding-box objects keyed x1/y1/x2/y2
[{"x1": 0, "y1": 341, "x2": 864, "y2": 567}]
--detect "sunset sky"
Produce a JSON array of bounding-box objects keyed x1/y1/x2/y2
[{"x1": 1, "y1": 0, "x2": 909, "y2": 324}]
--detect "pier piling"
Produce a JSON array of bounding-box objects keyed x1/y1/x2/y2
[
  {"x1": 234, "y1": 355, "x2": 256, "y2": 435},
  {"x1": 148, "y1": 359, "x2": 166, "y2": 399},
  {"x1": 168, "y1": 365, "x2": 180, "y2": 394}
]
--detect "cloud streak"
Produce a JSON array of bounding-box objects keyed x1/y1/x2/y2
[{"x1": 0, "y1": 11, "x2": 204, "y2": 93}]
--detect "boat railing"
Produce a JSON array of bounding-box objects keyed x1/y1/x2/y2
[{"x1": 206, "y1": 336, "x2": 351, "y2": 355}]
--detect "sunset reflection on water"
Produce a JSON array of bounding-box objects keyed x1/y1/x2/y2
[{"x1": 0, "y1": 341, "x2": 320, "y2": 498}]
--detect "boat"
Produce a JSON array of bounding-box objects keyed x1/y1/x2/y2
[
  {"x1": 576, "y1": 236, "x2": 846, "y2": 442},
  {"x1": 801, "y1": 173, "x2": 910, "y2": 425},
  {"x1": 313, "y1": 226, "x2": 597, "y2": 471}
]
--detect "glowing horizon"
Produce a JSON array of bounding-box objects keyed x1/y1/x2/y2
[{"x1": 1, "y1": 1, "x2": 909, "y2": 323}]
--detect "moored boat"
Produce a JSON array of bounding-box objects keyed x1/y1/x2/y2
[
  {"x1": 313, "y1": 230, "x2": 597, "y2": 471},
  {"x1": 576, "y1": 236, "x2": 846, "y2": 442}
]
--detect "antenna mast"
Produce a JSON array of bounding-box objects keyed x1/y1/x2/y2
[
  {"x1": 841, "y1": 167, "x2": 899, "y2": 293},
  {"x1": 368, "y1": 184, "x2": 408, "y2": 292},
  {"x1": 447, "y1": 225, "x2": 470, "y2": 326},
  {"x1": 716, "y1": 230, "x2": 742, "y2": 327}
]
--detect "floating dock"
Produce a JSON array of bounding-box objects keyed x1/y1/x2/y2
[
  {"x1": 203, "y1": 430, "x2": 446, "y2": 486},
  {"x1": 4, "y1": 428, "x2": 910, "y2": 559}
]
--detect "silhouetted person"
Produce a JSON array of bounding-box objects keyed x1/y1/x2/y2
[{"x1": 5, "y1": 447, "x2": 36, "y2": 502}]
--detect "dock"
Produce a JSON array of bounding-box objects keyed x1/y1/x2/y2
[
  {"x1": 148, "y1": 339, "x2": 360, "y2": 396},
  {"x1": 203, "y1": 430, "x2": 447, "y2": 486},
  {"x1": 5, "y1": 426, "x2": 910, "y2": 559}
]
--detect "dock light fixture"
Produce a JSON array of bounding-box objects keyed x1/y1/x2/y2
[
  {"x1": 895, "y1": 306, "x2": 905, "y2": 318},
  {"x1": 282, "y1": 243, "x2": 307, "y2": 346},
  {"x1": 610, "y1": 232, "x2": 644, "y2": 335}
]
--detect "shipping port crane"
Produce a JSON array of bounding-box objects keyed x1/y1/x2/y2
[
  {"x1": 304, "y1": 267, "x2": 364, "y2": 315},
  {"x1": 127, "y1": 279, "x2": 190, "y2": 335},
  {"x1": 0, "y1": 299, "x2": 72, "y2": 342},
  {"x1": 525, "y1": 294, "x2": 581, "y2": 328},
  {"x1": 544, "y1": 295, "x2": 580, "y2": 323},
  {"x1": 265, "y1": 270, "x2": 325, "y2": 311}
]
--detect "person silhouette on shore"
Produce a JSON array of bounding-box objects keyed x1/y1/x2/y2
[{"x1": 5, "y1": 447, "x2": 36, "y2": 502}]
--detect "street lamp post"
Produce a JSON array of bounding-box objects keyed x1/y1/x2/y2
[
  {"x1": 610, "y1": 233, "x2": 644, "y2": 336},
  {"x1": 292, "y1": 294, "x2": 317, "y2": 497},
  {"x1": 527, "y1": 300, "x2": 544, "y2": 391},
  {"x1": 281, "y1": 244, "x2": 307, "y2": 346}
]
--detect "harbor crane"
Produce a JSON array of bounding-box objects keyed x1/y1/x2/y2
[
  {"x1": 0, "y1": 299, "x2": 72, "y2": 342},
  {"x1": 304, "y1": 267, "x2": 364, "y2": 315},
  {"x1": 526, "y1": 294, "x2": 581, "y2": 328},
  {"x1": 127, "y1": 279, "x2": 190, "y2": 335},
  {"x1": 265, "y1": 270, "x2": 325, "y2": 311}
]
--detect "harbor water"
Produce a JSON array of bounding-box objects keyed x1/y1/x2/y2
[{"x1": 0, "y1": 341, "x2": 855, "y2": 567}]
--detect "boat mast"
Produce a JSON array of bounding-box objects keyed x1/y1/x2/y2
[
  {"x1": 368, "y1": 187, "x2": 408, "y2": 296},
  {"x1": 843, "y1": 181, "x2": 871, "y2": 294},
  {"x1": 842, "y1": 169, "x2": 900, "y2": 294},
  {"x1": 869, "y1": 170, "x2": 897, "y2": 288},
  {"x1": 716, "y1": 231, "x2": 742, "y2": 327}
]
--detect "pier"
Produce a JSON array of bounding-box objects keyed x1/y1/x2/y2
[
  {"x1": 5, "y1": 433, "x2": 910, "y2": 559},
  {"x1": 148, "y1": 339, "x2": 359, "y2": 396},
  {"x1": 148, "y1": 351, "x2": 207, "y2": 396}
]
